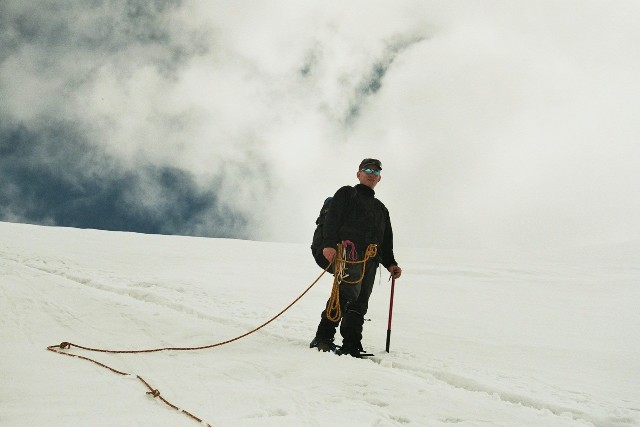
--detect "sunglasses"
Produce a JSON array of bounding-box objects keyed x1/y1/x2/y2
[{"x1": 361, "y1": 168, "x2": 381, "y2": 176}]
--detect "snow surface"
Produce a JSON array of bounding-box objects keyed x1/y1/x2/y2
[{"x1": 1, "y1": 221, "x2": 638, "y2": 426}]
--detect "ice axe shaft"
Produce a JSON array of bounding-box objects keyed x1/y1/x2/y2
[{"x1": 385, "y1": 277, "x2": 396, "y2": 353}]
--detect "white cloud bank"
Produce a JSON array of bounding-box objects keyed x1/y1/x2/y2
[{"x1": 2, "y1": 0, "x2": 639, "y2": 251}]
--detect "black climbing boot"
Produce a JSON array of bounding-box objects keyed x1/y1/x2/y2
[
  {"x1": 311, "y1": 314, "x2": 338, "y2": 352},
  {"x1": 336, "y1": 342, "x2": 365, "y2": 358},
  {"x1": 309, "y1": 337, "x2": 338, "y2": 352}
]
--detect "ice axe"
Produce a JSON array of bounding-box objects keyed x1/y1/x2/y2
[{"x1": 385, "y1": 276, "x2": 396, "y2": 353}]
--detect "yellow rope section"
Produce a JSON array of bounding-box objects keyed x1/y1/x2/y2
[{"x1": 326, "y1": 243, "x2": 378, "y2": 322}]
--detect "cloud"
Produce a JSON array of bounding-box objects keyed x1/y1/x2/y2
[
  {"x1": 336, "y1": 1, "x2": 640, "y2": 251},
  {"x1": 344, "y1": 34, "x2": 427, "y2": 125},
  {"x1": 0, "y1": 120, "x2": 247, "y2": 237},
  {"x1": 0, "y1": 1, "x2": 264, "y2": 237},
  {"x1": 2, "y1": 0, "x2": 640, "y2": 252}
]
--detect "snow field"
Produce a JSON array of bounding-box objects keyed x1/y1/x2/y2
[{"x1": 1, "y1": 221, "x2": 638, "y2": 426}]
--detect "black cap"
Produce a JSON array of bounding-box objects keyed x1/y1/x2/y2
[{"x1": 359, "y1": 158, "x2": 382, "y2": 170}]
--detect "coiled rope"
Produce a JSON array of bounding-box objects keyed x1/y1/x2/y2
[
  {"x1": 326, "y1": 242, "x2": 378, "y2": 322},
  {"x1": 46, "y1": 260, "x2": 334, "y2": 427}
]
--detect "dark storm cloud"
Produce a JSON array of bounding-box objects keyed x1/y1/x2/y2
[
  {"x1": 0, "y1": 1, "x2": 254, "y2": 238},
  {"x1": 0, "y1": 120, "x2": 248, "y2": 237}
]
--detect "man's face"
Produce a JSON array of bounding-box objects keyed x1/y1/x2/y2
[{"x1": 357, "y1": 166, "x2": 382, "y2": 189}]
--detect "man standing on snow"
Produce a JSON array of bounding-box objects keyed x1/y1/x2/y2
[{"x1": 310, "y1": 158, "x2": 402, "y2": 357}]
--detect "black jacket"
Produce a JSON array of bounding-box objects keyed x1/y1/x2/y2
[{"x1": 322, "y1": 184, "x2": 397, "y2": 268}]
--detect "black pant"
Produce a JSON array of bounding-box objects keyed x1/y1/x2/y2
[{"x1": 314, "y1": 258, "x2": 378, "y2": 348}]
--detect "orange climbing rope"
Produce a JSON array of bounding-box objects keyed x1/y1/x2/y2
[
  {"x1": 46, "y1": 260, "x2": 334, "y2": 427},
  {"x1": 326, "y1": 242, "x2": 378, "y2": 322}
]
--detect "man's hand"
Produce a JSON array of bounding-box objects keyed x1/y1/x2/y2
[
  {"x1": 388, "y1": 265, "x2": 402, "y2": 279},
  {"x1": 323, "y1": 247, "x2": 337, "y2": 263}
]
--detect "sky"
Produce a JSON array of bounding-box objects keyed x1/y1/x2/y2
[{"x1": 1, "y1": 0, "x2": 640, "y2": 252}]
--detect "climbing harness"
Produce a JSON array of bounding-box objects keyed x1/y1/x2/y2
[
  {"x1": 326, "y1": 241, "x2": 378, "y2": 322},
  {"x1": 46, "y1": 259, "x2": 335, "y2": 427}
]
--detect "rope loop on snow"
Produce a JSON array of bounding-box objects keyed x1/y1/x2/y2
[
  {"x1": 326, "y1": 242, "x2": 377, "y2": 322},
  {"x1": 147, "y1": 389, "x2": 161, "y2": 398},
  {"x1": 46, "y1": 261, "x2": 335, "y2": 427}
]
